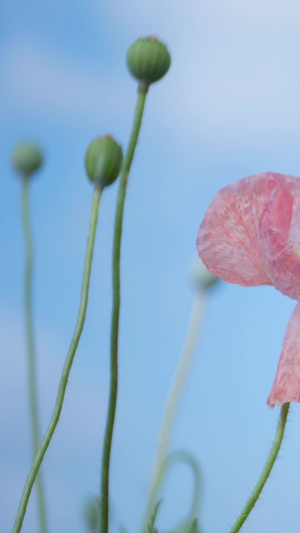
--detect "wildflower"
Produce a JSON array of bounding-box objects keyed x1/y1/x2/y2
[{"x1": 197, "y1": 171, "x2": 300, "y2": 407}]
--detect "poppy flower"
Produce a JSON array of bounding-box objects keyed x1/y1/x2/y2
[{"x1": 197, "y1": 171, "x2": 300, "y2": 408}]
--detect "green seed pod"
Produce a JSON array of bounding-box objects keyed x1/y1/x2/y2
[
  {"x1": 191, "y1": 257, "x2": 220, "y2": 291},
  {"x1": 11, "y1": 142, "x2": 43, "y2": 176},
  {"x1": 126, "y1": 36, "x2": 171, "y2": 86},
  {"x1": 85, "y1": 135, "x2": 123, "y2": 188}
]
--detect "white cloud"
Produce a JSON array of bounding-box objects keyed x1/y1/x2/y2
[
  {"x1": 104, "y1": 0, "x2": 300, "y2": 34},
  {"x1": 92, "y1": 0, "x2": 300, "y2": 145},
  {"x1": 162, "y1": 63, "x2": 298, "y2": 147},
  {"x1": 3, "y1": 14, "x2": 300, "y2": 149},
  {"x1": 2, "y1": 36, "x2": 132, "y2": 126},
  {"x1": 207, "y1": 0, "x2": 300, "y2": 30}
]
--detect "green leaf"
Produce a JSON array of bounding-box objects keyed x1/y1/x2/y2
[
  {"x1": 146, "y1": 499, "x2": 163, "y2": 533},
  {"x1": 186, "y1": 518, "x2": 200, "y2": 533},
  {"x1": 83, "y1": 496, "x2": 101, "y2": 532}
]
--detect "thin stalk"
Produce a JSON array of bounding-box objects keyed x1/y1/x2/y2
[
  {"x1": 145, "y1": 450, "x2": 202, "y2": 532},
  {"x1": 229, "y1": 402, "x2": 290, "y2": 533},
  {"x1": 142, "y1": 290, "x2": 204, "y2": 531},
  {"x1": 13, "y1": 186, "x2": 102, "y2": 533},
  {"x1": 21, "y1": 174, "x2": 47, "y2": 533},
  {"x1": 100, "y1": 84, "x2": 148, "y2": 533}
]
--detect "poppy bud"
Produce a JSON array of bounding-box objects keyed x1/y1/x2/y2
[
  {"x1": 85, "y1": 135, "x2": 123, "y2": 188},
  {"x1": 12, "y1": 142, "x2": 43, "y2": 176},
  {"x1": 126, "y1": 36, "x2": 171, "y2": 86},
  {"x1": 191, "y1": 257, "x2": 220, "y2": 291}
]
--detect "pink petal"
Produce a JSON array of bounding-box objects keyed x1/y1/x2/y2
[
  {"x1": 197, "y1": 173, "x2": 272, "y2": 286},
  {"x1": 258, "y1": 173, "x2": 300, "y2": 300},
  {"x1": 267, "y1": 302, "x2": 300, "y2": 407}
]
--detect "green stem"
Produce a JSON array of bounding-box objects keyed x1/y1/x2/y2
[
  {"x1": 229, "y1": 402, "x2": 290, "y2": 533},
  {"x1": 13, "y1": 186, "x2": 102, "y2": 533},
  {"x1": 144, "y1": 450, "x2": 202, "y2": 532},
  {"x1": 21, "y1": 174, "x2": 47, "y2": 533},
  {"x1": 100, "y1": 84, "x2": 148, "y2": 533},
  {"x1": 142, "y1": 290, "x2": 204, "y2": 531},
  {"x1": 153, "y1": 291, "x2": 204, "y2": 480}
]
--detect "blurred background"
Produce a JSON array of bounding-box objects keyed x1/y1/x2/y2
[{"x1": 2, "y1": 0, "x2": 300, "y2": 531}]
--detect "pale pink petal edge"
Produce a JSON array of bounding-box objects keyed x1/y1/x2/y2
[
  {"x1": 258, "y1": 174, "x2": 300, "y2": 301},
  {"x1": 197, "y1": 173, "x2": 271, "y2": 287},
  {"x1": 267, "y1": 302, "x2": 300, "y2": 408}
]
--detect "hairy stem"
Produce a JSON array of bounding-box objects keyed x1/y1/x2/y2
[{"x1": 229, "y1": 402, "x2": 290, "y2": 533}]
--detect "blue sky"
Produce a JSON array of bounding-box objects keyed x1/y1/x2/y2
[{"x1": 2, "y1": 1, "x2": 300, "y2": 532}]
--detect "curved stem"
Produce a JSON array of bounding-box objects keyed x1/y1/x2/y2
[
  {"x1": 145, "y1": 450, "x2": 202, "y2": 532},
  {"x1": 21, "y1": 175, "x2": 47, "y2": 533},
  {"x1": 142, "y1": 291, "x2": 204, "y2": 531},
  {"x1": 100, "y1": 84, "x2": 148, "y2": 533},
  {"x1": 13, "y1": 186, "x2": 102, "y2": 533},
  {"x1": 229, "y1": 402, "x2": 290, "y2": 533}
]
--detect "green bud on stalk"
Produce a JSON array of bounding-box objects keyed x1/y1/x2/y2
[
  {"x1": 126, "y1": 36, "x2": 171, "y2": 86},
  {"x1": 85, "y1": 135, "x2": 123, "y2": 188},
  {"x1": 12, "y1": 142, "x2": 43, "y2": 176},
  {"x1": 191, "y1": 257, "x2": 220, "y2": 291}
]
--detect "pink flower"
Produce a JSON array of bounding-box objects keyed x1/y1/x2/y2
[{"x1": 197, "y1": 171, "x2": 300, "y2": 408}]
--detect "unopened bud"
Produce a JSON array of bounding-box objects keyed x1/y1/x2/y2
[
  {"x1": 191, "y1": 257, "x2": 220, "y2": 291},
  {"x1": 126, "y1": 36, "x2": 171, "y2": 86},
  {"x1": 85, "y1": 135, "x2": 123, "y2": 188},
  {"x1": 11, "y1": 142, "x2": 43, "y2": 176}
]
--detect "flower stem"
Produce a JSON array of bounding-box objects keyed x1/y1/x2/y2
[
  {"x1": 145, "y1": 450, "x2": 202, "y2": 532},
  {"x1": 100, "y1": 84, "x2": 148, "y2": 533},
  {"x1": 13, "y1": 186, "x2": 102, "y2": 533},
  {"x1": 21, "y1": 174, "x2": 47, "y2": 533},
  {"x1": 142, "y1": 290, "x2": 204, "y2": 531},
  {"x1": 229, "y1": 402, "x2": 290, "y2": 533}
]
